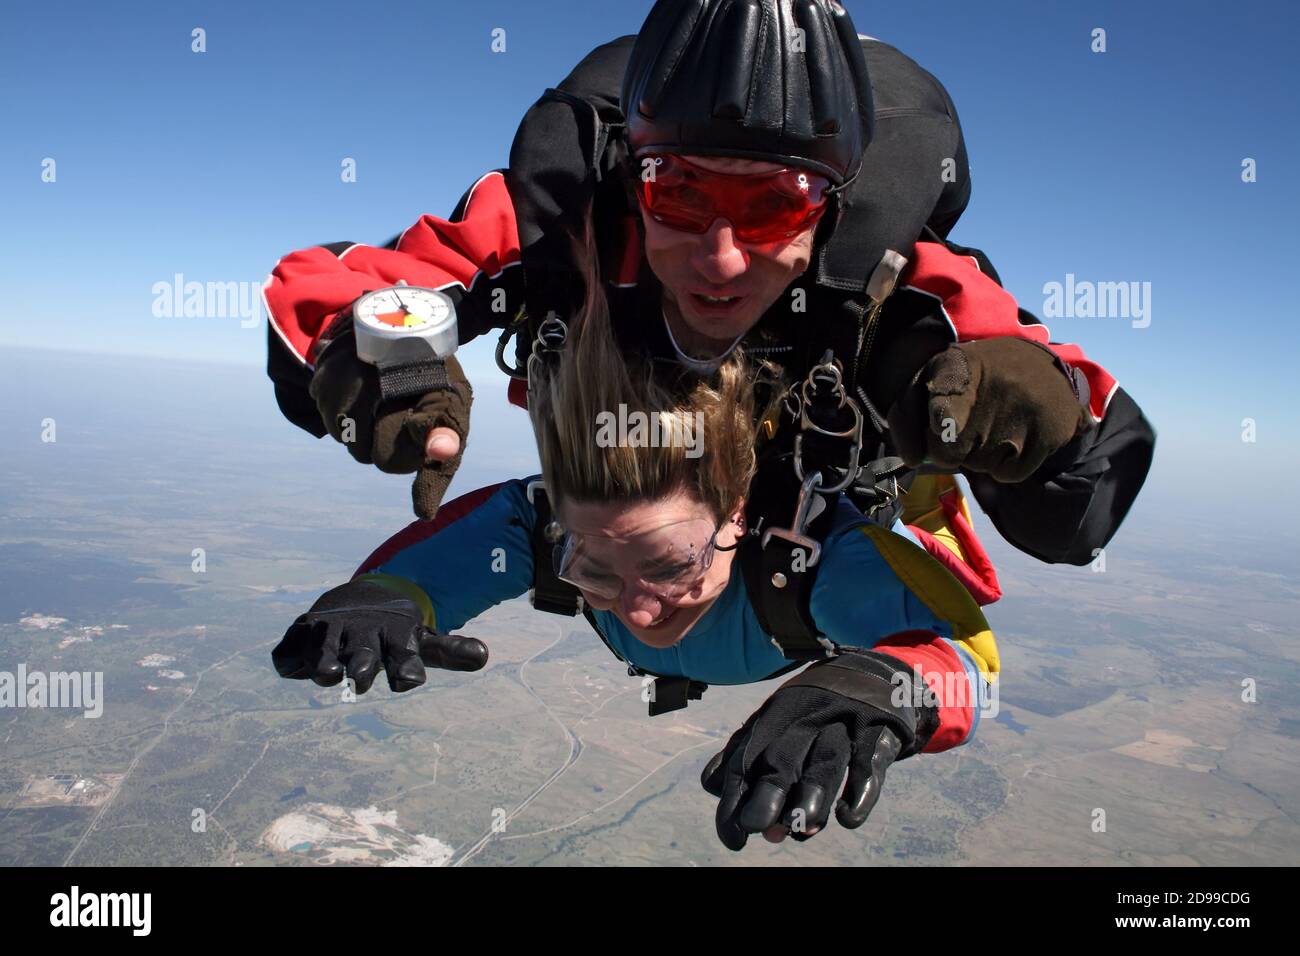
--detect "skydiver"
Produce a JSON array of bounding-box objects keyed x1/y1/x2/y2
[{"x1": 262, "y1": 0, "x2": 1154, "y2": 566}]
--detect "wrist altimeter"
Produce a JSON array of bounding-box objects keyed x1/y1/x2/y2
[{"x1": 352, "y1": 284, "x2": 459, "y2": 400}]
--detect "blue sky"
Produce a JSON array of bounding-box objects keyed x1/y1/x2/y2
[{"x1": 2, "y1": 0, "x2": 1297, "y2": 501}]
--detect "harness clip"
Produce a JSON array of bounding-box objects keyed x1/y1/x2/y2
[{"x1": 761, "y1": 471, "x2": 828, "y2": 568}]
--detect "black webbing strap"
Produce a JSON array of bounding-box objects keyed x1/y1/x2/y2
[
  {"x1": 779, "y1": 655, "x2": 910, "y2": 714},
  {"x1": 738, "y1": 454, "x2": 840, "y2": 661},
  {"x1": 647, "y1": 677, "x2": 708, "y2": 717},
  {"x1": 847, "y1": 455, "x2": 913, "y2": 528},
  {"x1": 527, "y1": 484, "x2": 584, "y2": 617},
  {"x1": 376, "y1": 358, "x2": 450, "y2": 401}
]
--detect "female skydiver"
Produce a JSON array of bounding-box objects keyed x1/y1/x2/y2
[{"x1": 271, "y1": 228, "x2": 999, "y2": 851}]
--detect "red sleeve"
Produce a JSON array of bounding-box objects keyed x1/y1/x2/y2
[
  {"x1": 875, "y1": 631, "x2": 983, "y2": 753},
  {"x1": 902, "y1": 241, "x2": 1118, "y2": 424},
  {"x1": 261, "y1": 170, "x2": 523, "y2": 367}
]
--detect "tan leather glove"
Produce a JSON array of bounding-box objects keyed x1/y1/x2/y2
[
  {"x1": 309, "y1": 335, "x2": 472, "y2": 518},
  {"x1": 886, "y1": 336, "x2": 1089, "y2": 484}
]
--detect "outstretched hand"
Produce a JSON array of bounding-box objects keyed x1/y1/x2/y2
[
  {"x1": 699, "y1": 652, "x2": 930, "y2": 850},
  {"x1": 271, "y1": 579, "x2": 487, "y2": 694}
]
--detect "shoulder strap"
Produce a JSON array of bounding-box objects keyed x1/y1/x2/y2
[
  {"x1": 738, "y1": 455, "x2": 841, "y2": 661},
  {"x1": 506, "y1": 51, "x2": 634, "y2": 369},
  {"x1": 815, "y1": 38, "x2": 970, "y2": 292},
  {"x1": 526, "y1": 481, "x2": 584, "y2": 616},
  {"x1": 739, "y1": 447, "x2": 912, "y2": 660}
]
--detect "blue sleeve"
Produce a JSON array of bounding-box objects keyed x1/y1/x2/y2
[
  {"x1": 809, "y1": 518, "x2": 955, "y2": 649},
  {"x1": 366, "y1": 479, "x2": 538, "y2": 632}
]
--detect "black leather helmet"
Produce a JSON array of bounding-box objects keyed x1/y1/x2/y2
[{"x1": 620, "y1": 0, "x2": 874, "y2": 187}]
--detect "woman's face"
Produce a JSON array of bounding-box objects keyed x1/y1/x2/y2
[{"x1": 558, "y1": 488, "x2": 744, "y2": 649}]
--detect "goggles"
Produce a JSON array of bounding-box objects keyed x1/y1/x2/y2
[
  {"x1": 552, "y1": 516, "x2": 727, "y2": 602},
  {"x1": 632, "y1": 153, "x2": 833, "y2": 243}
]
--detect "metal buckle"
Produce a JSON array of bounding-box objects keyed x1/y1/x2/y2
[
  {"x1": 525, "y1": 478, "x2": 544, "y2": 506},
  {"x1": 533, "y1": 313, "x2": 568, "y2": 354},
  {"x1": 770, "y1": 634, "x2": 837, "y2": 656},
  {"x1": 496, "y1": 311, "x2": 568, "y2": 382},
  {"x1": 526, "y1": 479, "x2": 567, "y2": 543},
  {"x1": 800, "y1": 354, "x2": 848, "y2": 412},
  {"x1": 524, "y1": 313, "x2": 569, "y2": 387},
  {"x1": 789, "y1": 352, "x2": 865, "y2": 494},
  {"x1": 761, "y1": 471, "x2": 827, "y2": 568},
  {"x1": 794, "y1": 399, "x2": 863, "y2": 494}
]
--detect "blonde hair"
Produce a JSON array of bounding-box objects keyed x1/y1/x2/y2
[{"x1": 528, "y1": 219, "x2": 773, "y2": 524}]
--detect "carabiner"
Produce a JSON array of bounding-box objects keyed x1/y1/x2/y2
[
  {"x1": 534, "y1": 313, "x2": 569, "y2": 354},
  {"x1": 761, "y1": 470, "x2": 827, "y2": 568},
  {"x1": 794, "y1": 397, "x2": 864, "y2": 493},
  {"x1": 800, "y1": 351, "x2": 848, "y2": 412},
  {"x1": 495, "y1": 311, "x2": 530, "y2": 380}
]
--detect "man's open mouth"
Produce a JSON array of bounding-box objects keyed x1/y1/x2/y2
[{"x1": 691, "y1": 292, "x2": 745, "y2": 311}]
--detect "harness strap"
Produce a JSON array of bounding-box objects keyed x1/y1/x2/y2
[
  {"x1": 739, "y1": 454, "x2": 841, "y2": 661},
  {"x1": 647, "y1": 677, "x2": 709, "y2": 717},
  {"x1": 526, "y1": 482, "x2": 584, "y2": 617}
]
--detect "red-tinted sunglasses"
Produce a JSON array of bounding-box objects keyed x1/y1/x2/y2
[{"x1": 632, "y1": 153, "x2": 833, "y2": 243}]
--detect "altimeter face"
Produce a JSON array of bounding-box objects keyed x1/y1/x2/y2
[
  {"x1": 352, "y1": 285, "x2": 459, "y2": 365},
  {"x1": 354, "y1": 286, "x2": 453, "y2": 335}
]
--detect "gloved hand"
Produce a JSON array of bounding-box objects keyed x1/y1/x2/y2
[
  {"x1": 309, "y1": 331, "x2": 473, "y2": 519},
  {"x1": 271, "y1": 579, "x2": 488, "y2": 694},
  {"x1": 886, "y1": 336, "x2": 1091, "y2": 483},
  {"x1": 701, "y1": 651, "x2": 938, "y2": 851}
]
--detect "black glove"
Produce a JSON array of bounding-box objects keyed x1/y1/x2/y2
[
  {"x1": 701, "y1": 651, "x2": 939, "y2": 851},
  {"x1": 271, "y1": 579, "x2": 487, "y2": 694},
  {"x1": 887, "y1": 336, "x2": 1090, "y2": 484},
  {"x1": 309, "y1": 329, "x2": 473, "y2": 519}
]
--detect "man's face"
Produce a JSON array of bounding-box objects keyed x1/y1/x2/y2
[{"x1": 637, "y1": 155, "x2": 819, "y2": 350}]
